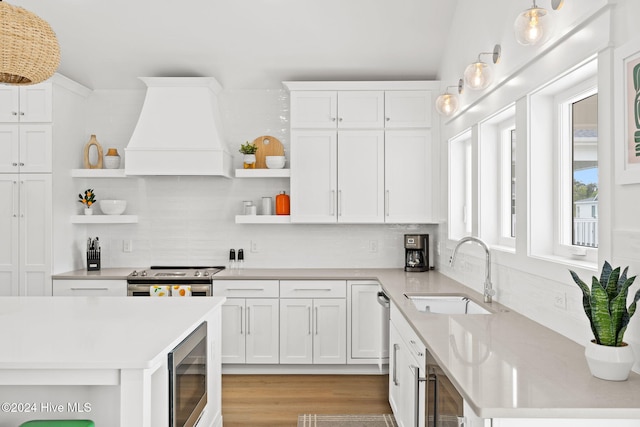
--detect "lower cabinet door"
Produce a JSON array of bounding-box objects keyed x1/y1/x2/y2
[
  {"x1": 221, "y1": 299, "x2": 246, "y2": 364},
  {"x1": 313, "y1": 298, "x2": 346, "y2": 364},
  {"x1": 280, "y1": 299, "x2": 313, "y2": 364},
  {"x1": 245, "y1": 298, "x2": 279, "y2": 364}
]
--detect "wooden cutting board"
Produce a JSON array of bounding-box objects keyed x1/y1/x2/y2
[{"x1": 252, "y1": 135, "x2": 284, "y2": 169}]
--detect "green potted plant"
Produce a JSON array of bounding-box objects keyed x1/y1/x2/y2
[
  {"x1": 570, "y1": 261, "x2": 640, "y2": 380},
  {"x1": 78, "y1": 189, "x2": 96, "y2": 215},
  {"x1": 239, "y1": 141, "x2": 258, "y2": 169}
]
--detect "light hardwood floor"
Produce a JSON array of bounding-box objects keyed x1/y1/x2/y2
[{"x1": 221, "y1": 374, "x2": 392, "y2": 427}]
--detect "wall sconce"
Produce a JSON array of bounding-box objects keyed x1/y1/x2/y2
[
  {"x1": 514, "y1": 0, "x2": 565, "y2": 46},
  {"x1": 463, "y1": 45, "x2": 501, "y2": 91},
  {"x1": 435, "y1": 79, "x2": 464, "y2": 117}
]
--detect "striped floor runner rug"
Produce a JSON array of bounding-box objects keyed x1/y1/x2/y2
[{"x1": 297, "y1": 414, "x2": 397, "y2": 427}]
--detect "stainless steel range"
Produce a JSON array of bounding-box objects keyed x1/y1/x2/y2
[{"x1": 127, "y1": 266, "x2": 225, "y2": 296}]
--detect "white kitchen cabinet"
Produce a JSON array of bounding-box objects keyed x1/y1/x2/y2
[
  {"x1": 0, "y1": 125, "x2": 52, "y2": 173},
  {"x1": 279, "y1": 280, "x2": 347, "y2": 364},
  {"x1": 52, "y1": 279, "x2": 127, "y2": 296},
  {"x1": 384, "y1": 90, "x2": 432, "y2": 128},
  {"x1": 290, "y1": 90, "x2": 384, "y2": 129},
  {"x1": 290, "y1": 130, "x2": 384, "y2": 223},
  {"x1": 0, "y1": 82, "x2": 53, "y2": 123},
  {"x1": 0, "y1": 174, "x2": 51, "y2": 296},
  {"x1": 348, "y1": 281, "x2": 389, "y2": 363},
  {"x1": 214, "y1": 280, "x2": 280, "y2": 365},
  {"x1": 385, "y1": 129, "x2": 434, "y2": 223},
  {"x1": 389, "y1": 302, "x2": 427, "y2": 427}
]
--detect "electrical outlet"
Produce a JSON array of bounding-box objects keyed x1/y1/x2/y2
[
  {"x1": 369, "y1": 240, "x2": 378, "y2": 253},
  {"x1": 553, "y1": 292, "x2": 567, "y2": 310},
  {"x1": 250, "y1": 240, "x2": 259, "y2": 253},
  {"x1": 123, "y1": 239, "x2": 133, "y2": 253}
]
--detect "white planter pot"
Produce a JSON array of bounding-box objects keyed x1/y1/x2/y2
[
  {"x1": 585, "y1": 340, "x2": 635, "y2": 381},
  {"x1": 84, "y1": 208, "x2": 93, "y2": 215}
]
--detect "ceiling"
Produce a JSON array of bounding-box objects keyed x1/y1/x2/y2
[{"x1": 11, "y1": 0, "x2": 458, "y2": 90}]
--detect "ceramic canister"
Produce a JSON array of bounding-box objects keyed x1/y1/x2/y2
[{"x1": 261, "y1": 197, "x2": 273, "y2": 215}]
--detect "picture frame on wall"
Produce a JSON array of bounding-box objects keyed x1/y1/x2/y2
[{"x1": 615, "y1": 37, "x2": 640, "y2": 184}]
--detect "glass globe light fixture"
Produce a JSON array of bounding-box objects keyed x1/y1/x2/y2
[
  {"x1": 435, "y1": 80, "x2": 463, "y2": 117},
  {"x1": 514, "y1": 1, "x2": 548, "y2": 45},
  {"x1": 463, "y1": 45, "x2": 501, "y2": 91}
]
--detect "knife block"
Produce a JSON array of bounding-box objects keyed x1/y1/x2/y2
[{"x1": 87, "y1": 249, "x2": 101, "y2": 271}]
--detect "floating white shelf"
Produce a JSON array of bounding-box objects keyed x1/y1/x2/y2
[
  {"x1": 235, "y1": 215, "x2": 291, "y2": 224},
  {"x1": 71, "y1": 169, "x2": 127, "y2": 178},
  {"x1": 235, "y1": 169, "x2": 290, "y2": 178},
  {"x1": 71, "y1": 215, "x2": 138, "y2": 224}
]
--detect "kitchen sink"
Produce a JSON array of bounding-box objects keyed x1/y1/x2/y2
[{"x1": 404, "y1": 294, "x2": 492, "y2": 315}]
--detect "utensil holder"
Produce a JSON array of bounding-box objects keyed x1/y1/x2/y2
[{"x1": 87, "y1": 249, "x2": 101, "y2": 271}]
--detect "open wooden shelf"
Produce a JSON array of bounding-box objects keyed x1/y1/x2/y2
[
  {"x1": 71, "y1": 169, "x2": 127, "y2": 178},
  {"x1": 235, "y1": 215, "x2": 291, "y2": 224},
  {"x1": 235, "y1": 169, "x2": 290, "y2": 178},
  {"x1": 71, "y1": 215, "x2": 138, "y2": 224}
]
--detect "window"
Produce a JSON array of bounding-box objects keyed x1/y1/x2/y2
[
  {"x1": 529, "y1": 57, "x2": 598, "y2": 265},
  {"x1": 448, "y1": 130, "x2": 473, "y2": 241},
  {"x1": 501, "y1": 124, "x2": 517, "y2": 241}
]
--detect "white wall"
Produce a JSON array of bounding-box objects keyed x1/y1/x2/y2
[
  {"x1": 52, "y1": 88, "x2": 436, "y2": 271},
  {"x1": 437, "y1": 0, "x2": 640, "y2": 372}
]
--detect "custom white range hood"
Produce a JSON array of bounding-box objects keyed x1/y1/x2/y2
[{"x1": 125, "y1": 77, "x2": 232, "y2": 176}]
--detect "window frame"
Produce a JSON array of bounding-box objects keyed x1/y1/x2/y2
[
  {"x1": 498, "y1": 119, "x2": 516, "y2": 247},
  {"x1": 553, "y1": 77, "x2": 598, "y2": 262}
]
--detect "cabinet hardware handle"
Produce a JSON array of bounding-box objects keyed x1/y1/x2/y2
[
  {"x1": 226, "y1": 288, "x2": 266, "y2": 292},
  {"x1": 247, "y1": 306, "x2": 251, "y2": 335},
  {"x1": 386, "y1": 117, "x2": 391, "y2": 121},
  {"x1": 457, "y1": 416, "x2": 466, "y2": 427},
  {"x1": 315, "y1": 307, "x2": 319, "y2": 335},
  {"x1": 385, "y1": 190, "x2": 390, "y2": 216},
  {"x1": 11, "y1": 112, "x2": 17, "y2": 116},
  {"x1": 338, "y1": 117, "x2": 343, "y2": 122},
  {"x1": 338, "y1": 190, "x2": 342, "y2": 216},
  {"x1": 292, "y1": 288, "x2": 332, "y2": 292},
  {"x1": 330, "y1": 190, "x2": 336, "y2": 216},
  {"x1": 239, "y1": 306, "x2": 243, "y2": 335},
  {"x1": 331, "y1": 117, "x2": 336, "y2": 122},
  {"x1": 409, "y1": 339, "x2": 425, "y2": 357},
  {"x1": 392, "y1": 344, "x2": 400, "y2": 386},
  {"x1": 12, "y1": 163, "x2": 18, "y2": 167},
  {"x1": 19, "y1": 112, "x2": 25, "y2": 116},
  {"x1": 70, "y1": 287, "x2": 109, "y2": 291},
  {"x1": 19, "y1": 162, "x2": 24, "y2": 166},
  {"x1": 308, "y1": 306, "x2": 312, "y2": 335}
]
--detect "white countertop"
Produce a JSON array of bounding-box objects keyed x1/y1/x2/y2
[
  {"x1": 50, "y1": 267, "x2": 640, "y2": 419},
  {"x1": 0, "y1": 296, "x2": 225, "y2": 370}
]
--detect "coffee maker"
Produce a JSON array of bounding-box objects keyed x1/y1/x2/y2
[{"x1": 404, "y1": 234, "x2": 429, "y2": 272}]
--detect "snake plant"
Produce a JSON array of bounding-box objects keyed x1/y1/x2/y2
[{"x1": 570, "y1": 262, "x2": 640, "y2": 347}]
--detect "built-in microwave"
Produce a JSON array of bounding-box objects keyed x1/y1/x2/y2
[{"x1": 168, "y1": 321, "x2": 208, "y2": 427}]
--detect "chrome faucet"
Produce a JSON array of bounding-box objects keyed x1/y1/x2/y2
[{"x1": 449, "y1": 236, "x2": 495, "y2": 303}]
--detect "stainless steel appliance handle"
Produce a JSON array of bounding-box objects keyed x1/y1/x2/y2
[
  {"x1": 392, "y1": 344, "x2": 400, "y2": 386},
  {"x1": 377, "y1": 291, "x2": 390, "y2": 308},
  {"x1": 413, "y1": 365, "x2": 427, "y2": 427},
  {"x1": 426, "y1": 371, "x2": 437, "y2": 427}
]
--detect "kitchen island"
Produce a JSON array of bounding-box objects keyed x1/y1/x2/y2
[{"x1": 0, "y1": 296, "x2": 225, "y2": 427}]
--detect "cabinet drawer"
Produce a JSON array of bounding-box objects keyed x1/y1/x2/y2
[
  {"x1": 280, "y1": 280, "x2": 346, "y2": 298},
  {"x1": 213, "y1": 280, "x2": 279, "y2": 298},
  {"x1": 390, "y1": 303, "x2": 426, "y2": 365},
  {"x1": 53, "y1": 279, "x2": 126, "y2": 296}
]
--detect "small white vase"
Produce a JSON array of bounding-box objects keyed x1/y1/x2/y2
[
  {"x1": 243, "y1": 154, "x2": 256, "y2": 169},
  {"x1": 84, "y1": 207, "x2": 93, "y2": 215},
  {"x1": 104, "y1": 148, "x2": 121, "y2": 169},
  {"x1": 585, "y1": 340, "x2": 635, "y2": 381}
]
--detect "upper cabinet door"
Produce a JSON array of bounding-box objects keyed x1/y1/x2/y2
[
  {"x1": 385, "y1": 129, "x2": 433, "y2": 223},
  {"x1": 290, "y1": 130, "x2": 338, "y2": 223},
  {"x1": 19, "y1": 125, "x2": 52, "y2": 173},
  {"x1": 0, "y1": 87, "x2": 20, "y2": 123},
  {"x1": 0, "y1": 83, "x2": 52, "y2": 123},
  {"x1": 20, "y1": 84, "x2": 53, "y2": 123},
  {"x1": 290, "y1": 91, "x2": 338, "y2": 129},
  {"x1": 337, "y1": 91, "x2": 384, "y2": 129},
  {"x1": 384, "y1": 91, "x2": 432, "y2": 129}
]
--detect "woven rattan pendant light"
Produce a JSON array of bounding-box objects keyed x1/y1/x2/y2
[{"x1": 0, "y1": 0, "x2": 60, "y2": 85}]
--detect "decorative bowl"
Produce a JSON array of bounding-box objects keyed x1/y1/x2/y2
[
  {"x1": 266, "y1": 156, "x2": 286, "y2": 169},
  {"x1": 99, "y1": 200, "x2": 127, "y2": 215}
]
